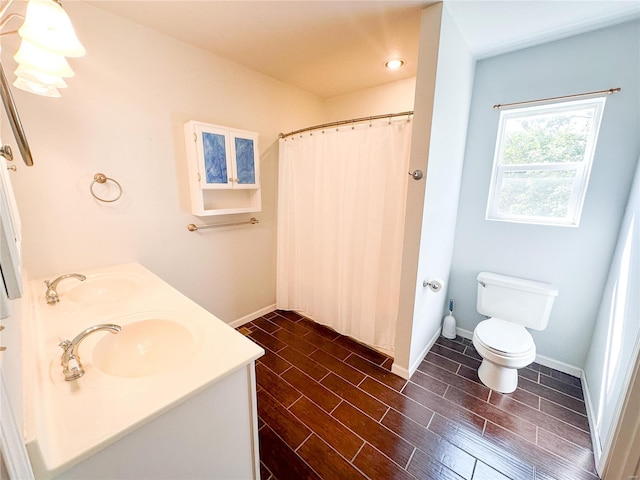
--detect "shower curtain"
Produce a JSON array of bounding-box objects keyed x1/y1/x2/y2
[{"x1": 276, "y1": 118, "x2": 412, "y2": 352}]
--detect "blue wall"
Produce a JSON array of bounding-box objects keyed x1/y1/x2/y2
[{"x1": 447, "y1": 20, "x2": 640, "y2": 368}]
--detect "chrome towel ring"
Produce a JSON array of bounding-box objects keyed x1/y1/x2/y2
[{"x1": 90, "y1": 173, "x2": 123, "y2": 203}]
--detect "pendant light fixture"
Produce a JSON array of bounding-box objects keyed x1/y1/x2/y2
[
  {"x1": 13, "y1": 39, "x2": 75, "y2": 77},
  {"x1": 14, "y1": 64, "x2": 68, "y2": 88},
  {"x1": 17, "y1": 0, "x2": 85, "y2": 57},
  {"x1": 12, "y1": 77, "x2": 61, "y2": 97},
  {"x1": 9, "y1": 0, "x2": 85, "y2": 97}
]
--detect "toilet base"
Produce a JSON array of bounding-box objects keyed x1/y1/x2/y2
[{"x1": 478, "y1": 359, "x2": 519, "y2": 393}]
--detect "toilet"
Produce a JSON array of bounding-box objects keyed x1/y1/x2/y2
[{"x1": 472, "y1": 272, "x2": 558, "y2": 393}]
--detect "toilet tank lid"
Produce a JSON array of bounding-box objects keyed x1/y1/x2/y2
[{"x1": 477, "y1": 272, "x2": 558, "y2": 296}]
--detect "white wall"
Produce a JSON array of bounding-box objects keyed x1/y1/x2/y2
[
  {"x1": 393, "y1": 3, "x2": 476, "y2": 377},
  {"x1": 447, "y1": 20, "x2": 640, "y2": 369},
  {"x1": 2, "y1": 3, "x2": 324, "y2": 324},
  {"x1": 323, "y1": 77, "x2": 416, "y2": 122},
  {"x1": 584, "y1": 155, "x2": 639, "y2": 465}
]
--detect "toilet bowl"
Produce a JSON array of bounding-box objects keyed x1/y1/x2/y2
[
  {"x1": 472, "y1": 318, "x2": 536, "y2": 393},
  {"x1": 474, "y1": 272, "x2": 557, "y2": 393}
]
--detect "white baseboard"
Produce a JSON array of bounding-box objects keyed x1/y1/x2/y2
[
  {"x1": 392, "y1": 327, "x2": 441, "y2": 380},
  {"x1": 456, "y1": 327, "x2": 473, "y2": 340},
  {"x1": 535, "y1": 354, "x2": 583, "y2": 378},
  {"x1": 228, "y1": 304, "x2": 277, "y2": 329},
  {"x1": 581, "y1": 371, "x2": 603, "y2": 472},
  {"x1": 391, "y1": 363, "x2": 409, "y2": 380}
]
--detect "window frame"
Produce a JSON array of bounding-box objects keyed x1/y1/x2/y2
[{"x1": 486, "y1": 97, "x2": 607, "y2": 227}]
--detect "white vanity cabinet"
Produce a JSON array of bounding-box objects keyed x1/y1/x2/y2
[
  {"x1": 25, "y1": 263, "x2": 265, "y2": 480},
  {"x1": 39, "y1": 363, "x2": 261, "y2": 480},
  {"x1": 184, "y1": 121, "x2": 261, "y2": 216}
]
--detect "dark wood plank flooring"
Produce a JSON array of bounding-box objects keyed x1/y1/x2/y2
[{"x1": 240, "y1": 310, "x2": 598, "y2": 480}]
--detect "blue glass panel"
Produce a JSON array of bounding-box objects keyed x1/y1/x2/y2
[
  {"x1": 235, "y1": 137, "x2": 256, "y2": 184},
  {"x1": 202, "y1": 132, "x2": 227, "y2": 184}
]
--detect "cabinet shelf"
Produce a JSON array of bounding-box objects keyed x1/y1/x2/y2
[{"x1": 184, "y1": 121, "x2": 262, "y2": 216}]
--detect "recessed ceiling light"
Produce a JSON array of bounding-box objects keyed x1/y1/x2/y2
[{"x1": 384, "y1": 59, "x2": 405, "y2": 70}]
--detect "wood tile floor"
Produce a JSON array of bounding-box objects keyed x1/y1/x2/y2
[{"x1": 240, "y1": 310, "x2": 598, "y2": 480}]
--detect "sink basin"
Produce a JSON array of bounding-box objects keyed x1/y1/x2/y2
[
  {"x1": 67, "y1": 274, "x2": 142, "y2": 304},
  {"x1": 92, "y1": 319, "x2": 194, "y2": 378}
]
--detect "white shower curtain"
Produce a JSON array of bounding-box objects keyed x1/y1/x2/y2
[{"x1": 276, "y1": 118, "x2": 412, "y2": 352}]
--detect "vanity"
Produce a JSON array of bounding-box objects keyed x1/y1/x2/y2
[{"x1": 23, "y1": 262, "x2": 264, "y2": 479}]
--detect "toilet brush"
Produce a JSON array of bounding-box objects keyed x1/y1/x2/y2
[{"x1": 442, "y1": 299, "x2": 457, "y2": 339}]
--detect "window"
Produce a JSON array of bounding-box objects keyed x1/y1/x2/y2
[{"x1": 486, "y1": 97, "x2": 606, "y2": 226}]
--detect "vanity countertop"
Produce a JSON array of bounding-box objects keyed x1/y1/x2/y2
[{"x1": 24, "y1": 262, "x2": 264, "y2": 477}]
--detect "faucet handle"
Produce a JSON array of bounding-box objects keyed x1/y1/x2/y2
[
  {"x1": 45, "y1": 280, "x2": 57, "y2": 300},
  {"x1": 59, "y1": 339, "x2": 82, "y2": 378}
]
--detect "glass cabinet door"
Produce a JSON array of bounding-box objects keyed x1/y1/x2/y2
[
  {"x1": 231, "y1": 132, "x2": 259, "y2": 189},
  {"x1": 195, "y1": 124, "x2": 233, "y2": 190}
]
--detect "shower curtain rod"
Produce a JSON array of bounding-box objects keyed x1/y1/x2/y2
[
  {"x1": 279, "y1": 110, "x2": 414, "y2": 139},
  {"x1": 493, "y1": 87, "x2": 621, "y2": 110}
]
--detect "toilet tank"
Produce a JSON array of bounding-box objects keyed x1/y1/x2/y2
[{"x1": 476, "y1": 272, "x2": 558, "y2": 331}]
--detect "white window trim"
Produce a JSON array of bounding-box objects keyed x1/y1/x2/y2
[{"x1": 486, "y1": 97, "x2": 607, "y2": 227}]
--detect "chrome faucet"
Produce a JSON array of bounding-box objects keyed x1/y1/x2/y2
[
  {"x1": 44, "y1": 273, "x2": 86, "y2": 304},
  {"x1": 59, "y1": 324, "x2": 121, "y2": 381}
]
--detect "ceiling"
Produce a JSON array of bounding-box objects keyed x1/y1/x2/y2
[{"x1": 89, "y1": 0, "x2": 640, "y2": 99}]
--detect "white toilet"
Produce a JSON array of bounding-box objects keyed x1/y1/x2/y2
[{"x1": 472, "y1": 272, "x2": 558, "y2": 393}]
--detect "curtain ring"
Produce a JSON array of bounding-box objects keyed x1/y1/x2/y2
[{"x1": 90, "y1": 173, "x2": 123, "y2": 203}]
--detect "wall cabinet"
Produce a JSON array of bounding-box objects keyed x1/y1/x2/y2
[{"x1": 184, "y1": 121, "x2": 261, "y2": 216}]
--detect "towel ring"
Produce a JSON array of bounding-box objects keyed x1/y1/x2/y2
[{"x1": 90, "y1": 173, "x2": 123, "y2": 203}]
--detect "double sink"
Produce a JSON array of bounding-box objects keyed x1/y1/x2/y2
[
  {"x1": 26, "y1": 262, "x2": 264, "y2": 478},
  {"x1": 47, "y1": 272, "x2": 198, "y2": 379}
]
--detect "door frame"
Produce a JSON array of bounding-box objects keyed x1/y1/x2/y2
[{"x1": 601, "y1": 344, "x2": 640, "y2": 478}]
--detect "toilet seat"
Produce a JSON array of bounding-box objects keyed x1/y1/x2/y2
[{"x1": 474, "y1": 318, "x2": 535, "y2": 358}]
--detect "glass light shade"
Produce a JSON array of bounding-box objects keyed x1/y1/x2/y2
[
  {"x1": 14, "y1": 65, "x2": 67, "y2": 88},
  {"x1": 13, "y1": 77, "x2": 61, "y2": 97},
  {"x1": 14, "y1": 39, "x2": 74, "y2": 77},
  {"x1": 18, "y1": 0, "x2": 86, "y2": 57}
]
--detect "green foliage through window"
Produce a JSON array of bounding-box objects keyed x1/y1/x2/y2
[
  {"x1": 487, "y1": 98, "x2": 606, "y2": 226},
  {"x1": 498, "y1": 170, "x2": 573, "y2": 218},
  {"x1": 502, "y1": 112, "x2": 591, "y2": 165}
]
